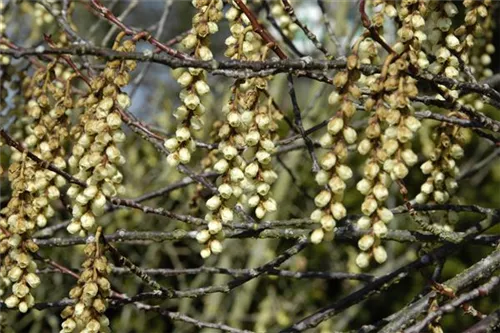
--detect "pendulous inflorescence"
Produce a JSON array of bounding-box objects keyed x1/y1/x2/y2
[
  {"x1": 66, "y1": 34, "x2": 136, "y2": 235},
  {"x1": 166, "y1": 0, "x2": 223, "y2": 167}
]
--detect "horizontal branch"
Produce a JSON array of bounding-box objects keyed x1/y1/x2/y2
[
  {"x1": 3, "y1": 46, "x2": 499, "y2": 104},
  {"x1": 38, "y1": 265, "x2": 374, "y2": 282}
]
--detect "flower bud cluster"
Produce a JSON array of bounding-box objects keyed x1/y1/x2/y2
[
  {"x1": 166, "y1": 0, "x2": 223, "y2": 166},
  {"x1": 269, "y1": 0, "x2": 299, "y2": 39},
  {"x1": 354, "y1": 1, "x2": 425, "y2": 267},
  {"x1": 244, "y1": 103, "x2": 280, "y2": 219},
  {"x1": 453, "y1": 0, "x2": 492, "y2": 66},
  {"x1": 422, "y1": 2, "x2": 462, "y2": 84},
  {"x1": 310, "y1": 54, "x2": 361, "y2": 244},
  {"x1": 224, "y1": 2, "x2": 263, "y2": 61},
  {"x1": 196, "y1": 4, "x2": 281, "y2": 257},
  {"x1": 0, "y1": 155, "x2": 41, "y2": 313},
  {"x1": 226, "y1": 4, "x2": 280, "y2": 221},
  {"x1": 416, "y1": 123, "x2": 465, "y2": 225},
  {"x1": 0, "y1": 62, "x2": 75, "y2": 310},
  {"x1": 356, "y1": 77, "x2": 421, "y2": 268},
  {"x1": 66, "y1": 37, "x2": 136, "y2": 235},
  {"x1": 370, "y1": 0, "x2": 397, "y2": 29},
  {"x1": 466, "y1": 4, "x2": 494, "y2": 79},
  {"x1": 60, "y1": 240, "x2": 111, "y2": 333},
  {"x1": 33, "y1": 2, "x2": 56, "y2": 26},
  {"x1": 197, "y1": 3, "x2": 260, "y2": 257},
  {"x1": 25, "y1": 64, "x2": 73, "y2": 209}
]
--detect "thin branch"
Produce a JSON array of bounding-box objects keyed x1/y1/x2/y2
[
  {"x1": 281, "y1": 0, "x2": 332, "y2": 57},
  {"x1": 404, "y1": 276, "x2": 500, "y2": 333},
  {"x1": 287, "y1": 74, "x2": 320, "y2": 172}
]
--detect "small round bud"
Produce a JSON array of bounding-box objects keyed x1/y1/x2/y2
[
  {"x1": 256, "y1": 151, "x2": 271, "y2": 165},
  {"x1": 218, "y1": 184, "x2": 233, "y2": 199},
  {"x1": 229, "y1": 167, "x2": 244, "y2": 182},
  {"x1": 358, "y1": 139, "x2": 372, "y2": 155},
  {"x1": 255, "y1": 205, "x2": 267, "y2": 219},
  {"x1": 320, "y1": 215, "x2": 336, "y2": 231},
  {"x1": 263, "y1": 198, "x2": 277, "y2": 212},
  {"x1": 210, "y1": 240, "x2": 223, "y2": 254},
  {"x1": 377, "y1": 208, "x2": 394, "y2": 223},
  {"x1": 208, "y1": 220, "x2": 222, "y2": 234},
  {"x1": 373, "y1": 184, "x2": 389, "y2": 201},
  {"x1": 244, "y1": 162, "x2": 259, "y2": 178},
  {"x1": 420, "y1": 161, "x2": 434, "y2": 174},
  {"x1": 80, "y1": 212, "x2": 96, "y2": 230},
  {"x1": 449, "y1": 144, "x2": 464, "y2": 159},
  {"x1": 220, "y1": 207, "x2": 234, "y2": 223},
  {"x1": 320, "y1": 153, "x2": 337, "y2": 170},
  {"x1": 392, "y1": 163, "x2": 409, "y2": 179},
  {"x1": 206, "y1": 195, "x2": 222, "y2": 211},
  {"x1": 315, "y1": 170, "x2": 329, "y2": 186},
  {"x1": 164, "y1": 138, "x2": 179, "y2": 151},
  {"x1": 197, "y1": 230, "x2": 211, "y2": 243},
  {"x1": 176, "y1": 127, "x2": 191, "y2": 142},
  {"x1": 200, "y1": 248, "x2": 211, "y2": 259},
  {"x1": 415, "y1": 192, "x2": 428, "y2": 204},
  {"x1": 361, "y1": 197, "x2": 378, "y2": 216},
  {"x1": 213, "y1": 159, "x2": 229, "y2": 174},
  {"x1": 358, "y1": 234, "x2": 374, "y2": 251},
  {"x1": 336, "y1": 165, "x2": 353, "y2": 181},
  {"x1": 401, "y1": 149, "x2": 418, "y2": 167},
  {"x1": 327, "y1": 118, "x2": 344, "y2": 135},
  {"x1": 245, "y1": 131, "x2": 260, "y2": 146},
  {"x1": 355, "y1": 252, "x2": 370, "y2": 268},
  {"x1": 357, "y1": 216, "x2": 372, "y2": 229},
  {"x1": 373, "y1": 221, "x2": 388, "y2": 237},
  {"x1": 328, "y1": 177, "x2": 346, "y2": 194},
  {"x1": 222, "y1": 145, "x2": 238, "y2": 160},
  {"x1": 405, "y1": 116, "x2": 421, "y2": 132},
  {"x1": 262, "y1": 170, "x2": 278, "y2": 184},
  {"x1": 373, "y1": 246, "x2": 388, "y2": 264},
  {"x1": 311, "y1": 209, "x2": 323, "y2": 222},
  {"x1": 330, "y1": 202, "x2": 346, "y2": 220},
  {"x1": 343, "y1": 127, "x2": 357, "y2": 144},
  {"x1": 364, "y1": 163, "x2": 380, "y2": 180},
  {"x1": 5, "y1": 295, "x2": 20, "y2": 308},
  {"x1": 247, "y1": 195, "x2": 260, "y2": 208},
  {"x1": 356, "y1": 178, "x2": 372, "y2": 195},
  {"x1": 445, "y1": 34, "x2": 460, "y2": 50},
  {"x1": 314, "y1": 190, "x2": 332, "y2": 208},
  {"x1": 310, "y1": 228, "x2": 325, "y2": 244}
]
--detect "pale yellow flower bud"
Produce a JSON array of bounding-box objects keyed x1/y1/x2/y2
[
  {"x1": 207, "y1": 221, "x2": 222, "y2": 235},
  {"x1": 373, "y1": 184, "x2": 389, "y2": 201},
  {"x1": 315, "y1": 170, "x2": 329, "y2": 186},
  {"x1": 357, "y1": 139, "x2": 372, "y2": 155},
  {"x1": 377, "y1": 207, "x2": 393, "y2": 223},
  {"x1": 336, "y1": 165, "x2": 353, "y2": 181},
  {"x1": 314, "y1": 190, "x2": 331, "y2": 208},
  {"x1": 310, "y1": 228, "x2": 325, "y2": 244},
  {"x1": 373, "y1": 220, "x2": 388, "y2": 237},
  {"x1": 356, "y1": 178, "x2": 372, "y2": 195},
  {"x1": 210, "y1": 240, "x2": 223, "y2": 254},
  {"x1": 361, "y1": 197, "x2": 378, "y2": 215},
  {"x1": 420, "y1": 161, "x2": 434, "y2": 174},
  {"x1": 327, "y1": 118, "x2": 344, "y2": 135},
  {"x1": 358, "y1": 234, "x2": 374, "y2": 251},
  {"x1": 310, "y1": 209, "x2": 323, "y2": 222},
  {"x1": 320, "y1": 215, "x2": 335, "y2": 231},
  {"x1": 373, "y1": 246, "x2": 387, "y2": 264},
  {"x1": 206, "y1": 195, "x2": 222, "y2": 211}
]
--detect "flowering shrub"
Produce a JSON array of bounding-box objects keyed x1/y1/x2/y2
[{"x1": 1, "y1": 0, "x2": 500, "y2": 332}]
